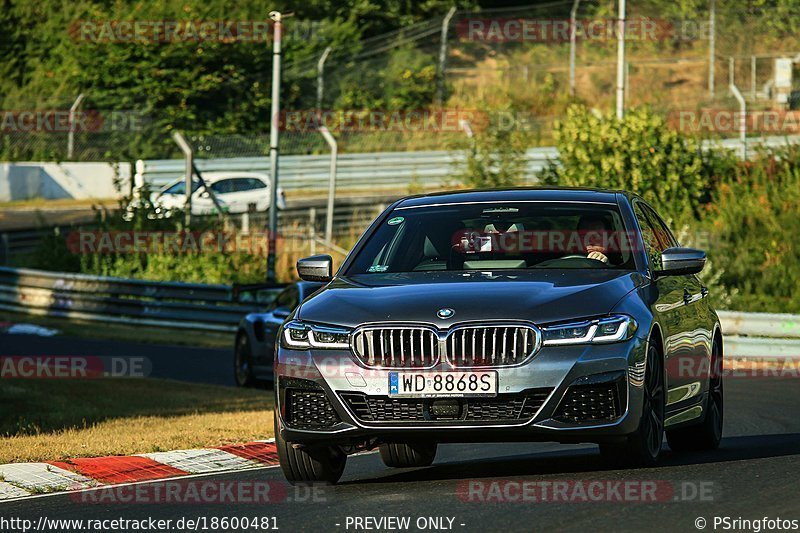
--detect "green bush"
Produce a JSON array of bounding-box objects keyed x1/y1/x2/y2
[
  {"x1": 541, "y1": 105, "x2": 710, "y2": 222},
  {"x1": 701, "y1": 147, "x2": 800, "y2": 313},
  {"x1": 456, "y1": 116, "x2": 530, "y2": 189}
]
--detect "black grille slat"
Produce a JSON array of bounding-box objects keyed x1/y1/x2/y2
[
  {"x1": 340, "y1": 389, "x2": 552, "y2": 424},
  {"x1": 553, "y1": 382, "x2": 623, "y2": 424},
  {"x1": 446, "y1": 325, "x2": 537, "y2": 367},
  {"x1": 351, "y1": 324, "x2": 540, "y2": 368},
  {"x1": 285, "y1": 389, "x2": 341, "y2": 429},
  {"x1": 352, "y1": 327, "x2": 439, "y2": 368}
]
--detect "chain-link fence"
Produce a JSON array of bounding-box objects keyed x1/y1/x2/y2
[{"x1": 2, "y1": 0, "x2": 800, "y2": 162}]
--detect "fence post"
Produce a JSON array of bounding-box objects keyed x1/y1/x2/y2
[
  {"x1": 708, "y1": 0, "x2": 715, "y2": 97},
  {"x1": 316, "y1": 46, "x2": 332, "y2": 112},
  {"x1": 569, "y1": 0, "x2": 581, "y2": 97},
  {"x1": 67, "y1": 93, "x2": 85, "y2": 160},
  {"x1": 171, "y1": 131, "x2": 194, "y2": 227},
  {"x1": 309, "y1": 207, "x2": 317, "y2": 256},
  {"x1": 730, "y1": 83, "x2": 747, "y2": 159},
  {"x1": 318, "y1": 126, "x2": 338, "y2": 243},
  {"x1": 728, "y1": 56, "x2": 735, "y2": 87},
  {"x1": 615, "y1": 0, "x2": 626, "y2": 119},
  {"x1": 436, "y1": 7, "x2": 457, "y2": 106},
  {"x1": 1, "y1": 233, "x2": 8, "y2": 265}
]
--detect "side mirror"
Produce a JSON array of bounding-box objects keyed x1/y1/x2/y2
[
  {"x1": 272, "y1": 307, "x2": 291, "y2": 319},
  {"x1": 655, "y1": 247, "x2": 706, "y2": 277},
  {"x1": 297, "y1": 255, "x2": 333, "y2": 282}
]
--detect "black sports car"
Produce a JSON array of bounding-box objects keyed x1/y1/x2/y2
[
  {"x1": 273, "y1": 188, "x2": 723, "y2": 484},
  {"x1": 234, "y1": 281, "x2": 323, "y2": 387}
]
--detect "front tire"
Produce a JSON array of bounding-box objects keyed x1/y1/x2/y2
[
  {"x1": 379, "y1": 442, "x2": 437, "y2": 468},
  {"x1": 274, "y1": 416, "x2": 346, "y2": 485},
  {"x1": 667, "y1": 340, "x2": 724, "y2": 452},
  {"x1": 234, "y1": 333, "x2": 256, "y2": 388},
  {"x1": 600, "y1": 340, "x2": 665, "y2": 466}
]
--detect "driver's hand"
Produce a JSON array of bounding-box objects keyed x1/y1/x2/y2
[{"x1": 586, "y1": 246, "x2": 609, "y2": 263}]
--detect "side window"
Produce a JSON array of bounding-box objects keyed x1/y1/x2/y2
[
  {"x1": 272, "y1": 287, "x2": 299, "y2": 311},
  {"x1": 210, "y1": 179, "x2": 235, "y2": 194},
  {"x1": 633, "y1": 202, "x2": 664, "y2": 271},
  {"x1": 644, "y1": 205, "x2": 679, "y2": 249},
  {"x1": 246, "y1": 178, "x2": 267, "y2": 190}
]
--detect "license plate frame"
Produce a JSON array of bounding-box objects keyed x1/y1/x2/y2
[{"x1": 388, "y1": 371, "x2": 498, "y2": 398}]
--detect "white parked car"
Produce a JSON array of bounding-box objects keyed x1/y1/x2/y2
[{"x1": 150, "y1": 172, "x2": 285, "y2": 216}]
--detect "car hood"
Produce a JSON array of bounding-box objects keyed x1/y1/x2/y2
[{"x1": 297, "y1": 270, "x2": 644, "y2": 328}]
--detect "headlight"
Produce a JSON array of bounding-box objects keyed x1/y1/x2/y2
[
  {"x1": 281, "y1": 320, "x2": 350, "y2": 349},
  {"x1": 542, "y1": 315, "x2": 636, "y2": 346}
]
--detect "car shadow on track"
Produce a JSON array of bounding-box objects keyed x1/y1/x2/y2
[{"x1": 347, "y1": 433, "x2": 800, "y2": 484}]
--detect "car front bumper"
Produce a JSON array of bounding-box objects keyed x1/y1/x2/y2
[{"x1": 274, "y1": 334, "x2": 649, "y2": 446}]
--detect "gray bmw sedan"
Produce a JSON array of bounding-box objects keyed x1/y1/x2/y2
[{"x1": 273, "y1": 188, "x2": 723, "y2": 484}]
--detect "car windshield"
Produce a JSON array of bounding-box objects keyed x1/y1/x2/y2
[{"x1": 346, "y1": 201, "x2": 637, "y2": 275}]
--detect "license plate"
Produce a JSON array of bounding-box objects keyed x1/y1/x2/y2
[{"x1": 388, "y1": 371, "x2": 497, "y2": 398}]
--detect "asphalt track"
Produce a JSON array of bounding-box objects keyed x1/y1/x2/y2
[
  {"x1": 2, "y1": 336, "x2": 799, "y2": 533},
  {"x1": 0, "y1": 333, "x2": 233, "y2": 386}
]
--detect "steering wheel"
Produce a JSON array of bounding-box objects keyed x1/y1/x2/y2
[{"x1": 533, "y1": 255, "x2": 607, "y2": 268}]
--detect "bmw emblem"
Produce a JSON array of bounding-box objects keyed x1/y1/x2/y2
[{"x1": 436, "y1": 308, "x2": 455, "y2": 319}]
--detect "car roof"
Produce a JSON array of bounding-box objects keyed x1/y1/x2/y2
[
  {"x1": 166, "y1": 172, "x2": 268, "y2": 185},
  {"x1": 194, "y1": 171, "x2": 269, "y2": 182},
  {"x1": 395, "y1": 187, "x2": 627, "y2": 209}
]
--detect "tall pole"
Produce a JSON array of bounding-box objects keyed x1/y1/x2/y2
[
  {"x1": 316, "y1": 46, "x2": 332, "y2": 112},
  {"x1": 750, "y1": 55, "x2": 757, "y2": 99},
  {"x1": 569, "y1": 0, "x2": 581, "y2": 98},
  {"x1": 436, "y1": 7, "x2": 457, "y2": 106},
  {"x1": 730, "y1": 83, "x2": 746, "y2": 160},
  {"x1": 172, "y1": 131, "x2": 194, "y2": 227},
  {"x1": 615, "y1": 0, "x2": 626, "y2": 119},
  {"x1": 708, "y1": 0, "x2": 716, "y2": 97},
  {"x1": 728, "y1": 56, "x2": 735, "y2": 87},
  {"x1": 267, "y1": 11, "x2": 282, "y2": 283},
  {"x1": 319, "y1": 126, "x2": 338, "y2": 243},
  {"x1": 67, "y1": 93, "x2": 85, "y2": 160}
]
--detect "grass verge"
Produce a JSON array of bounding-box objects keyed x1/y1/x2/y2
[{"x1": 0, "y1": 378, "x2": 273, "y2": 464}]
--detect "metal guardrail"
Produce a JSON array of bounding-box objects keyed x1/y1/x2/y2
[
  {"x1": 135, "y1": 147, "x2": 558, "y2": 190},
  {"x1": 0, "y1": 267, "x2": 283, "y2": 332},
  {"x1": 135, "y1": 135, "x2": 800, "y2": 191},
  {"x1": 718, "y1": 310, "x2": 800, "y2": 339},
  {"x1": 0, "y1": 266, "x2": 799, "y2": 356}
]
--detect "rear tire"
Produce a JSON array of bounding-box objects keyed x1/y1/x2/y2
[
  {"x1": 379, "y1": 442, "x2": 437, "y2": 468},
  {"x1": 274, "y1": 416, "x2": 346, "y2": 484},
  {"x1": 600, "y1": 340, "x2": 665, "y2": 467},
  {"x1": 667, "y1": 340, "x2": 724, "y2": 452}
]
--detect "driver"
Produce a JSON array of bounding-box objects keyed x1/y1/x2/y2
[{"x1": 576, "y1": 215, "x2": 611, "y2": 264}]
